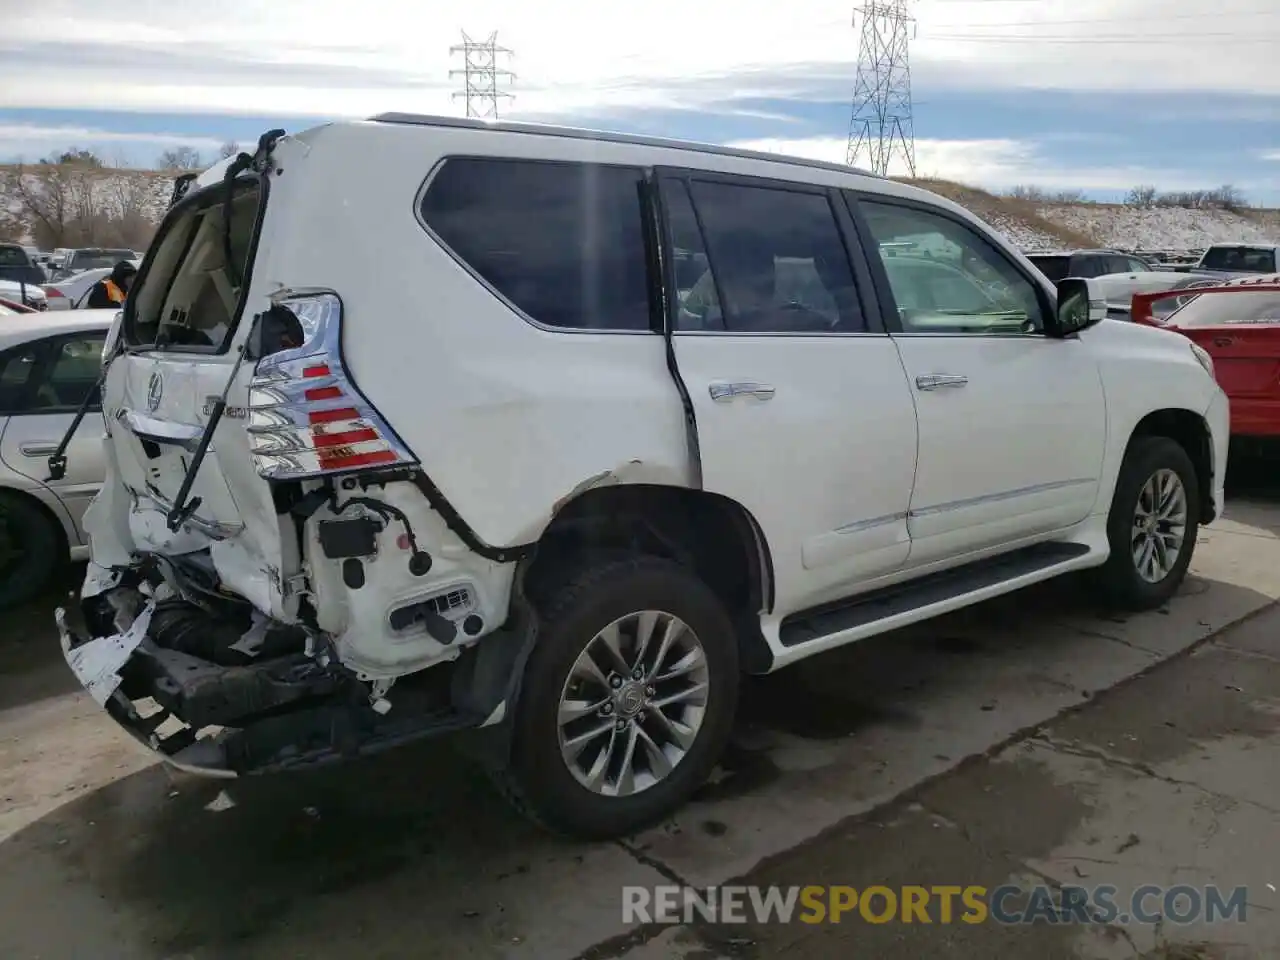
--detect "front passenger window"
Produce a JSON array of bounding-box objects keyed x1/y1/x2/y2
[{"x1": 859, "y1": 200, "x2": 1046, "y2": 335}]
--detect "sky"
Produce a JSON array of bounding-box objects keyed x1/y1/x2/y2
[{"x1": 1, "y1": 0, "x2": 1278, "y2": 203}]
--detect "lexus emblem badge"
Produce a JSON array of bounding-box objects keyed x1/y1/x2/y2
[{"x1": 146, "y1": 371, "x2": 163, "y2": 412}]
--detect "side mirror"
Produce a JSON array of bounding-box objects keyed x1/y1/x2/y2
[{"x1": 1054, "y1": 277, "x2": 1107, "y2": 337}]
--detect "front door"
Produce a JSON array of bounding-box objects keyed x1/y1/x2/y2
[
  {"x1": 658, "y1": 171, "x2": 919, "y2": 617},
  {"x1": 852, "y1": 196, "x2": 1107, "y2": 567}
]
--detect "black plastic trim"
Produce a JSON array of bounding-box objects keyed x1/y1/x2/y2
[
  {"x1": 408, "y1": 472, "x2": 534, "y2": 564},
  {"x1": 780, "y1": 542, "x2": 1089, "y2": 647}
]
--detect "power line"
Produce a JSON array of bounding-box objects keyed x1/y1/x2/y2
[
  {"x1": 931, "y1": 9, "x2": 1280, "y2": 28},
  {"x1": 847, "y1": 0, "x2": 918, "y2": 177},
  {"x1": 929, "y1": 32, "x2": 1278, "y2": 42}
]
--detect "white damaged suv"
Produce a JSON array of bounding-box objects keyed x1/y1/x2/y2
[{"x1": 56, "y1": 117, "x2": 1228, "y2": 839}]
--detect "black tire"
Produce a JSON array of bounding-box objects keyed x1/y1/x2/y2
[
  {"x1": 0, "y1": 491, "x2": 63, "y2": 609},
  {"x1": 498, "y1": 555, "x2": 739, "y2": 840},
  {"x1": 1091, "y1": 436, "x2": 1200, "y2": 610}
]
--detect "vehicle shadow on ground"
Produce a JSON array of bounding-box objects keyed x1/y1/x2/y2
[{"x1": 0, "y1": 565, "x2": 85, "y2": 712}]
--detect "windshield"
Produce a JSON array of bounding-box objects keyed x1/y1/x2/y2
[
  {"x1": 126, "y1": 178, "x2": 262, "y2": 352},
  {"x1": 0, "y1": 264, "x2": 47, "y2": 285},
  {"x1": 1199, "y1": 246, "x2": 1277, "y2": 272},
  {"x1": 1027, "y1": 255, "x2": 1070, "y2": 284},
  {"x1": 68, "y1": 249, "x2": 136, "y2": 272},
  {"x1": 1168, "y1": 289, "x2": 1280, "y2": 327}
]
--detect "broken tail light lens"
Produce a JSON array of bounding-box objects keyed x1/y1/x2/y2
[{"x1": 246, "y1": 292, "x2": 418, "y2": 480}]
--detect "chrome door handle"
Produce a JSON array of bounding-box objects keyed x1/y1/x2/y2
[
  {"x1": 19, "y1": 442, "x2": 58, "y2": 457},
  {"x1": 709, "y1": 381, "x2": 776, "y2": 402},
  {"x1": 915, "y1": 374, "x2": 968, "y2": 391}
]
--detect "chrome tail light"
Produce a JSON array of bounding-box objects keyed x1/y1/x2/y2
[{"x1": 246, "y1": 292, "x2": 417, "y2": 479}]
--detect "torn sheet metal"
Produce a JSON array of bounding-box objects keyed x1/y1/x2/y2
[{"x1": 58, "y1": 601, "x2": 155, "y2": 706}]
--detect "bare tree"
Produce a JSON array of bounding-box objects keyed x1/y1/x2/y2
[
  {"x1": 8, "y1": 160, "x2": 75, "y2": 248},
  {"x1": 1126, "y1": 185, "x2": 1157, "y2": 208},
  {"x1": 1006, "y1": 184, "x2": 1048, "y2": 202},
  {"x1": 218, "y1": 140, "x2": 240, "y2": 160},
  {"x1": 57, "y1": 148, "x2": 103, "y2": 168},
  {"x1": 157, "y1": 146, "x2": 204, "y2": 171}
]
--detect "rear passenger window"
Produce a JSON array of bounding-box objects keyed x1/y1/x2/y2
[
  {"x1": 421, "y1": 159, "x2": 653, "y2": 331},
  {"x1": 681, "y1": 180, "x2": 863, "y2": 333}
]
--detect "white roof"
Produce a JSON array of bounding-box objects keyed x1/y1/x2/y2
[{"x1": 0, "y1": 308, "x2": 116, "y2": 350}]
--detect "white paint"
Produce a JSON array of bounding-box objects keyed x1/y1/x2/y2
[
  {"x1": 59, "y1": 602, "x2": 154, "y2": 706},
  {"x1": 79, "y1": 120, "x2": 1229, "y2": 763}
]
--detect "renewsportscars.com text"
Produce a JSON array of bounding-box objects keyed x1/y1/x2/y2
[{"x1": 623, "y1": 884, "x2": 1249, "y2": 926}]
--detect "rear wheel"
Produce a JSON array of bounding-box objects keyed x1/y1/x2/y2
[
  {"x1": 1092, "y1": 436, "x2": 1200, "y2": 610},
  {"x1": 0, "y1": 491, "x2": 63, "y2": 609},
  {"x1": 498, "y1": 555, "x2": 739, "y2": 839}
]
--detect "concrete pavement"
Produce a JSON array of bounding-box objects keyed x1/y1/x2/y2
[
  {"x1": 0, "y1": 493, "x2": 1278, "y2": 959},
  {"x1": 626, "y1": 593, "x2": 1280, "y2": 959}
]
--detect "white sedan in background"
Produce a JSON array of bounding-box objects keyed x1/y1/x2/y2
[
  {"x1": 0, "y1": 309, "x2": 115, "y2": 606},
  {"x1": 0, "y1": 278, "x2": 48, "y2": 310},
  {"x1": 43, "y1": 260, "x2": 140, "y2": 311}
]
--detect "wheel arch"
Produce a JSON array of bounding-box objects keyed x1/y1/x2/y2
[
  {"x1": 1127, "y1": 408, "x2": 1213, "y2": 522},
  {"x1": 0, "y1": 483, "x2": 72, "y2": 558},
  {"x1": 526, "y1": 483, "x2": 776, "y2": 673}
]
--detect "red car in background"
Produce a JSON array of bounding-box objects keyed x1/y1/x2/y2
[
  {"x1": 0, "y1": 297, "x2": 37, "y2": 314},
  {"x1": 1132, "y1": 276, "x2": 1280, "y2": 444}
]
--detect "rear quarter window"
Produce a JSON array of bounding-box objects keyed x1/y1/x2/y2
[
  {"x1": 1201, "y1": 247, "x2": 1277, "y2": 272},
  {"x1": 419, "y1": 158, "x2": 653, "y2": 332},
  {"x1": 1027, "y1": 255, "x2": 1070, "y2": 283}
]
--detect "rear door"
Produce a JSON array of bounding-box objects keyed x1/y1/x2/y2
[
  {"x1": 0, "y1": 332, "x2": 107, "y2": 541},
  {"x1": 658, "y1": 169, "x2": 919, "y2": 617}
]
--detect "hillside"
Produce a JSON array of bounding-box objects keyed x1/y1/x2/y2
[
  {"x1": 4, "y1": 164, "x2": 1279, "y2": 257},
  {"x1": 0, "y1": 164, "x2": 173, "y2": 250},
  {"x1": 901, "y1": 177, "x2": 1280, "y2": 253}
]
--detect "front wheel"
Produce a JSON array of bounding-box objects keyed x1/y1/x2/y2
[
  {"x1": 1092, "y1": 436, "x2": 1200, "y2": 610},
  {"x1": 498, "y1": 555, "x2": 739, "y2": 839}
]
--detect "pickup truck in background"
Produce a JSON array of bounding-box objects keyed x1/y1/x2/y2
[{"x1": 1164, "y1": 243, "x2": 1280, "y2": 278}]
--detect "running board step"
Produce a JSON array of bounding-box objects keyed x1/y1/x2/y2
[{"x1": 779, "y1": 542, "x2": 1091, "y2": 648}]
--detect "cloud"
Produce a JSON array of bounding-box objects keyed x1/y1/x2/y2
[
  {"x1": 0, "y1": 123, "x2": 237, "y2": 164},
  {"x1": 1263, "y1": 150, "x2": 1280, "y2": 161},
  {"x1": 0, "y1": 0, "x2": 1276, "y2": 123},
  {"x1": 727, "y1": 136, "x2": 1247, "y2": 194}
]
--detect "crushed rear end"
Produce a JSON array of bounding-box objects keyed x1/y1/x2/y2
[{"x1": 56, "y1": 129, "x2": 524, "y2": 776}]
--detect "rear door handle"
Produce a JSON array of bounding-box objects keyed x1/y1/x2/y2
[
  {"x1": 915, "y1": 374, "x2": 968, "y2": 391},
  {"x1": 19, "y1": 442, "x2": 59, "y2": 457},
  {"x1": 1213, "y1": 337, "x2": 1234, "y2": 348},
  {"x1": 709, "y1": 381, "x2": 776, "y2": 402}
]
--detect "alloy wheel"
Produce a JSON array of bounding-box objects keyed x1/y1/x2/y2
[
  {"x1": 1131, "y1": 467, "x2": 1188, "y2": 584},
  {"x1": 556, "y1": 610, "x2": 709, "y2": 798}
]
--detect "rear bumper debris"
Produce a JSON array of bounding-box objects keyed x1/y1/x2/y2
[{"x1": 56, "y1": 598, "x2": 482, "y2": 777}]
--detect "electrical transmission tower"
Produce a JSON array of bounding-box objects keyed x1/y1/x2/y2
[
  {"x1": 450, "y1": 31, "x2": 515, "y2": 119},
  {"x1": 846, "y1": 0, "x2": 917, "y2": 177}
]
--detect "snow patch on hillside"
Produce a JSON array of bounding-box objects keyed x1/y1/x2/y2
[{"x1": 1038, "y1": 204, "x2": 1280, "y2": 250}]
